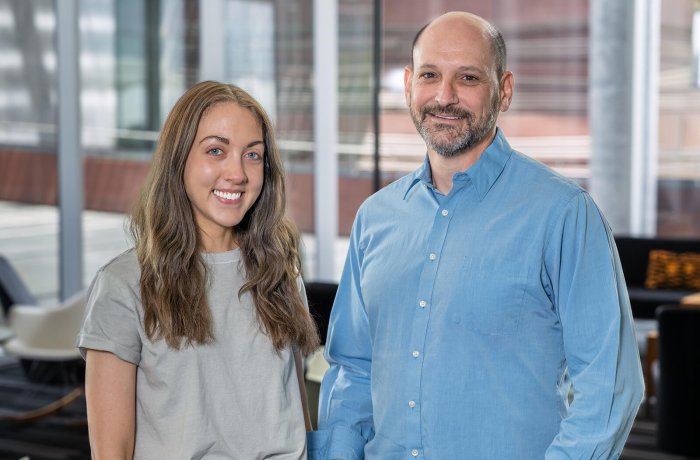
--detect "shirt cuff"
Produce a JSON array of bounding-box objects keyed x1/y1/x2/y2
[{"x1": 307, "y1": 426, "x2": 367, "y2": 460}]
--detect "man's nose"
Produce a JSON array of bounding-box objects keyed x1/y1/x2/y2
[{"x1": 435, "y1": 80, "x2": 458, "y2": 106}]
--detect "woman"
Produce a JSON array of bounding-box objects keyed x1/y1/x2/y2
[{"x1": 77, "y1": 81, "x2": 319, "y2": 459}]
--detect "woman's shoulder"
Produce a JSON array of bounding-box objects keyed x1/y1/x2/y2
[
  {"x1": 93, "y1": 248, "x2": 140, "y2": 288},
  {"x1": 101, "y1": 247, "x2": 138, "y2": 271}
]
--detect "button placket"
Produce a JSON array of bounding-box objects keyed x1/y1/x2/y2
[{"x1": 405, "y1": 199, "x2": 454, "y2": 454}]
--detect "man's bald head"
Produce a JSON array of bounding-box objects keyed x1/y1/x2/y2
[{"x1": 410, "y1": 12, "x2": 507, "y2": 81}]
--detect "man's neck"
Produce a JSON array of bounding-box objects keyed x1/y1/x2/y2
[{"x1": 427, "y1": 132, "x2": 495, "y2": 195}]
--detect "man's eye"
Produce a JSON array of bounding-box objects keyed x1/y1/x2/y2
[
  {"x1": 208, "y1": 147, "x2": 223, "y2": 156},
  {"x1": 421, "y1": 72, "x2": 436, "y2": 79},
  {"x1": 461, "y1": 75, "x2": 477, "y2": 81}
]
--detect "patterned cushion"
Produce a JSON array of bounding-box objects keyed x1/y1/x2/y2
[
  {"x1": 681, "y1": 252, "x2": 700, "y2": 290},
  {"x1": 645, "y1": 250, "x2": 700, "y2": 290}
]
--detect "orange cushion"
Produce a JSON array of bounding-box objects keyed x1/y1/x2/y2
[{"x1": 645, "y1": 250, "x2": 700, "y2": 290}]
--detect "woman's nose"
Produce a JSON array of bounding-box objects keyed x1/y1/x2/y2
[{"x1": 222, "y1": 155, "x2": 247, "y2": 183}]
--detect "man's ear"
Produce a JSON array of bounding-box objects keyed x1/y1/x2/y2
[
  {"x1": 404, "y1": 65, "x2": 413, "y2": 107},
  {"x1": 499, "y1": 71, "x2": 514, "y2": 112}
]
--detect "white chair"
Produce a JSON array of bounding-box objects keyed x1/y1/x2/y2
[
  {"x1": 0, "y1": 291, "x2": 87, "y2": 423},
  {"x1": 305, "y1": 347, "x2": 330, "y2": 429},
  {"x1": 4, "y1": 291, "x2": 86, "y2": 361}
]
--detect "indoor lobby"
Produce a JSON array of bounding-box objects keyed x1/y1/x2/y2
[{"x1": 1, "y1": 0, "x2": 700, "y2": 459}]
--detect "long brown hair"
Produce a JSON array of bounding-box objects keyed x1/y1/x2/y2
[{"x1": 130, "y1": 81, "x2": 319, "y2": 354}]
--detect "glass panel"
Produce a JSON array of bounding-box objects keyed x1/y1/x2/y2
[
  {"x1": 227, "y1": 0, "x2": 276, "y2": 120},
  {"x1": 0, "y1": 0, "x2": 59, "y2": 305},
  {"x1": 275, "y1": 0, "x2": 375, "y2": 236},
  {"x1": 81, "y1": 0, "x2": 118, "y2": 150},
  {"x1": 657, "y1": 0, "x2": 700, "y2": 236},
  {"x1": 0, "y1": 0, "x2": 55, "y2": 147}
]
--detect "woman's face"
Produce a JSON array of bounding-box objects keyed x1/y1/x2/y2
[{"x1": 183, "y1": 102, "x2": 265, "y2": 251}]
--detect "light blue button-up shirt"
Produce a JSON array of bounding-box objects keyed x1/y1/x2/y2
[{"x1": 308, "y1": 129, "x2": 644, "y2": 459}]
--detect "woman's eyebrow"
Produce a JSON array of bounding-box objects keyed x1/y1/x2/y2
[{"x1": 199, "y1": 135, "x2": 229, "y2": 145}]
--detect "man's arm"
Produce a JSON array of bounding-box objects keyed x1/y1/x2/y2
[
  {"x1": 544, "y1": 192, "x2": 644, "y2": 459},
  {"x1": 85, "y1": 349, "x2": 137, "y2": 460},
  {"x1": 307, "y1": 219, "x2": 374, "y2": 460}
]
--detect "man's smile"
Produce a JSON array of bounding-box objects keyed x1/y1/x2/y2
[{"x1": 430, "y1": 113, "x2": 465, "y2": 120}]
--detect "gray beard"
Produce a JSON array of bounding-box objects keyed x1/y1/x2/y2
[{"x1": 411, "y1": 97, "x2": 500, "y2": 158}]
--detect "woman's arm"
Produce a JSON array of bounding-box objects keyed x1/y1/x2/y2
[
  {"x1": 294, "y1": 349, "x2": 313, "y2": 431},
  {"x1": 85, "y1": 349, "x2": 137, "y2": 459}
]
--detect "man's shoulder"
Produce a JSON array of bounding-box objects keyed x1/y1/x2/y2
[
  {"x1": 360, "y1": 171, "x2": 418, "y2": 209},
  {"x1": 508, "y1": 149, "x2": 586, "y2": 201}
]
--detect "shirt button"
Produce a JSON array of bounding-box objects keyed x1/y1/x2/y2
[
  {"x1": 412, "y1": 449, "x2": 419, "y2": 457},
  {"x1": 412, "y1": 350, "x2": 420, "y2": 358},
  {"x1": 441, "y1": 209, "x2": 448, "y2": 216},
  {"x1": 419, "y1": 300, "x2": 427, "y2": 308},
  {"x1": 408, "y1": 400, "x2": 416, "y2": 408},
  {"x1": 429, "y1": 253, "x2": 437, "y2": 261}
]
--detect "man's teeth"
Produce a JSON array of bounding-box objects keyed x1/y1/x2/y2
[
  {"x1": 434, "y1": 114, "x2": 462, "y2": 120},
  {"x1": 214, "y1": 190, "x2": 241, "y2": 200}
]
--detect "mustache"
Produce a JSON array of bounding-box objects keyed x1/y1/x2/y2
[{"x1": 420, "y1": 104, "x2": 473, "y2": 120}]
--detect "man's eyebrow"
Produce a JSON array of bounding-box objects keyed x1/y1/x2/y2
[
  {"x1": 416, "y1": 63, "x2": 438, "y2": 71},
  {"x1": 416, "y1": 64, "x2": 486, "y2": 73},
  {"x1": 199, "y1": 135, "x2": 229, "y2": 145}
]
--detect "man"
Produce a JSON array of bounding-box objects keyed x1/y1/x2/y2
[{"x1": 308, "y1": 11, "x2": 644, "y2": 459}]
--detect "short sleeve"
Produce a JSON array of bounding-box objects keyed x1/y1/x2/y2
[{"x1": 76, "y1": 257, "x2": 143, "y2": 365}]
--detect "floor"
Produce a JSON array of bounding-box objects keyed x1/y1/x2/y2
[{"x1": 0, "y1": 356, "x2": 89, "y2": 460}]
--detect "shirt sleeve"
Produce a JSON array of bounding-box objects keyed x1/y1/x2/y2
[
  {"x1": 75, "y1": 262, "x2": 142, "y2": 365},
  {"x1": 543, "y1": 192, "x2": 644, "y2": 459},
  {"x1": 307, "y1": 214, "x2": 374, "y2": 460}
]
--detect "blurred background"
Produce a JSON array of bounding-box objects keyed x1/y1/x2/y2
[{"x1": 0, "y1": 0, "x2": 698, "y2": 304}]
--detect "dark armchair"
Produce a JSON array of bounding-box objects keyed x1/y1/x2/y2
[
  {"x1": 656, "y1": 305, "x2": 700, "y2": 456},
  {"x1": 304, "y1": 281, "x2": 338, "y2": 346},
  {"x1": 303, "y1": 281, "x2": 337, "y2": 429}
]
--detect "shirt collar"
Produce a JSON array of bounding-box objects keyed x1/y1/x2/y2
[{"x1": 403, "y1": 128, "x2": 512, "y2": 201}]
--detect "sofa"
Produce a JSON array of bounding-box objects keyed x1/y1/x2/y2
[{"x1": 614, "y1": 236, "x2": 700, "y2": 319}]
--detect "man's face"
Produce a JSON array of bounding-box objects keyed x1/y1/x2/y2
[{"x1": 405, "y1": 20, "x2": 510, "y2": 158}]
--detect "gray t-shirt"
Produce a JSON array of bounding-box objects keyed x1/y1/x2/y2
[{"x1": 77, "y1": 248, "x2": 307, "y2": 459}]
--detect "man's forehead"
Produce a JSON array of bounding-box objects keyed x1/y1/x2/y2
[
  {"x1": 413, "y1": 34, "x2": 493, "y2": 72},
  {"x1": 415, "y1": 21, "x2": 490, "y2": 56}
]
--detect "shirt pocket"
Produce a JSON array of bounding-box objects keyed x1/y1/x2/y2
[{"x1": 458, "y1": 256, "x2": 529, "y2": 335}]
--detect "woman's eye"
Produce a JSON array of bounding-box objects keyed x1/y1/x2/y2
[
  {"x1": 245, "y1": 152, "x2": 261, "y2": 160},
  {"x1": 208, "y1": 147, "x2": 223, "y2": 156}
]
